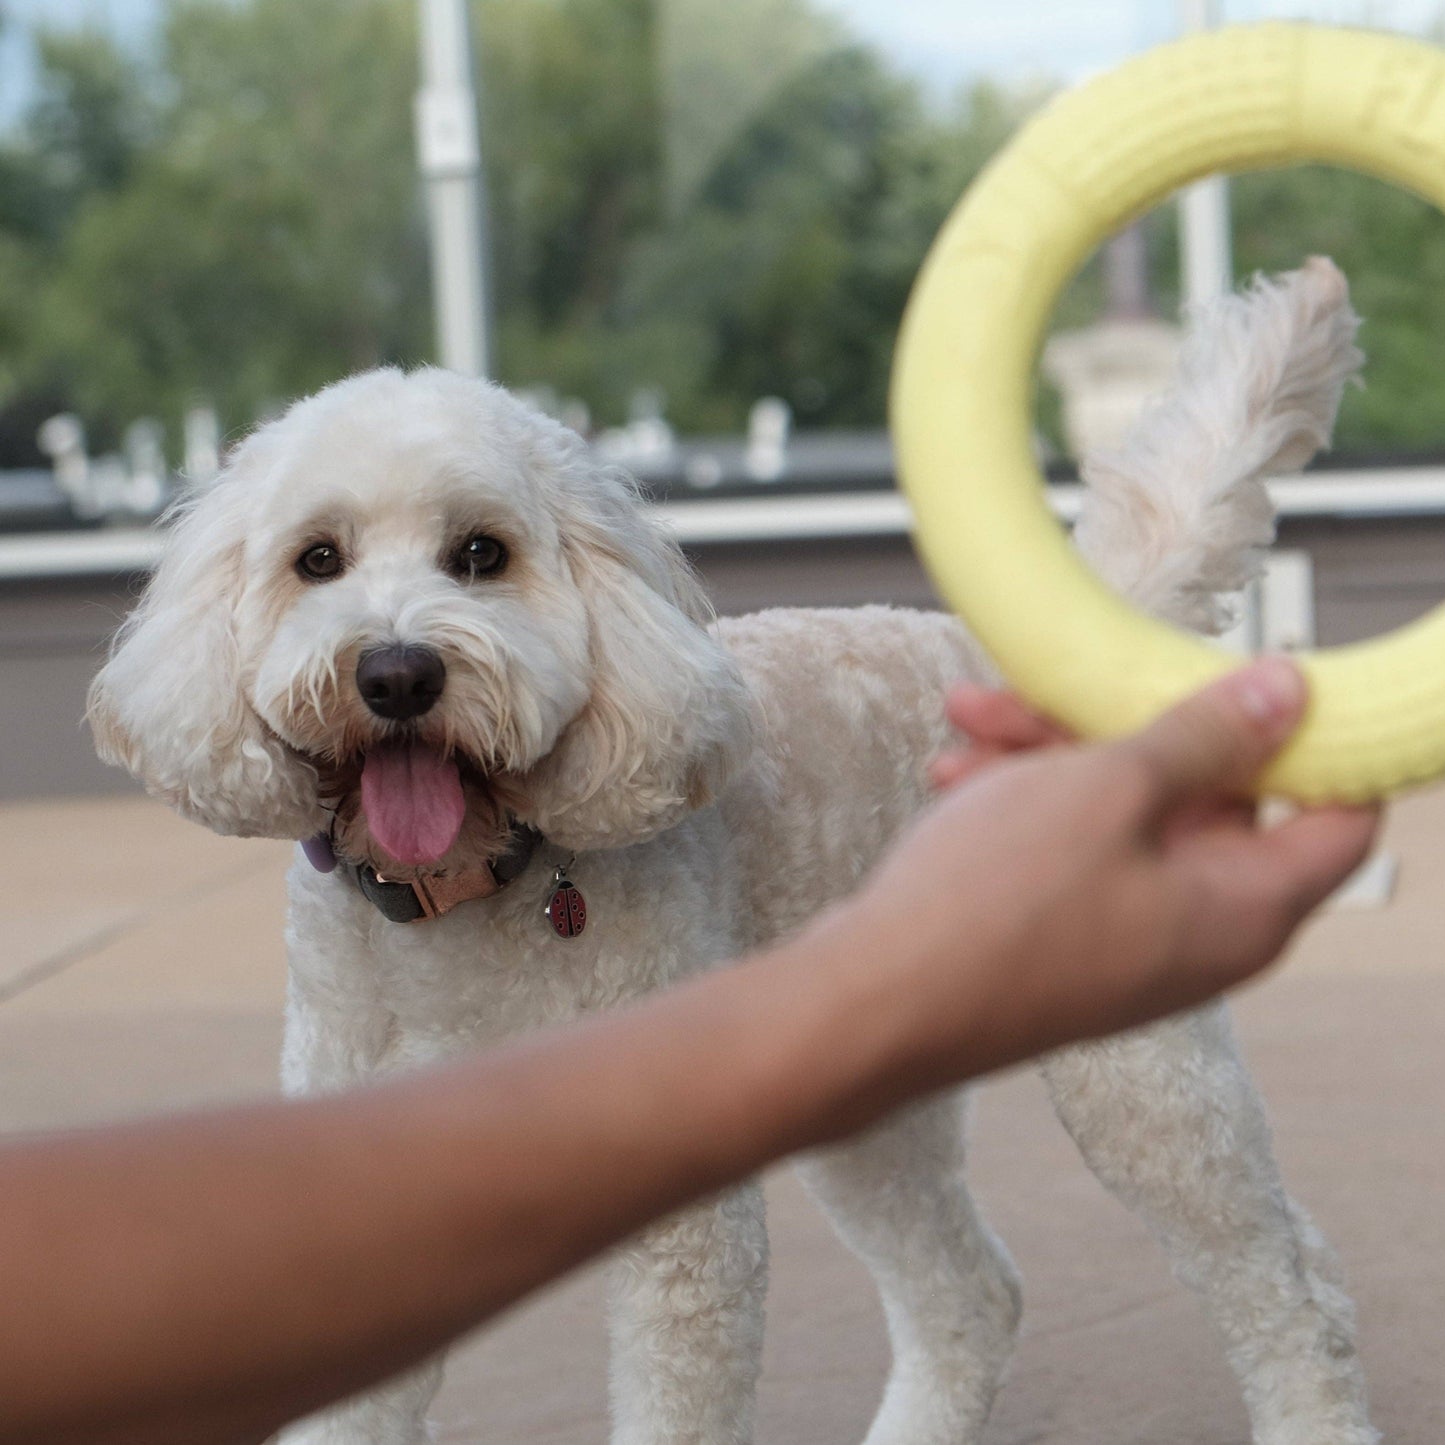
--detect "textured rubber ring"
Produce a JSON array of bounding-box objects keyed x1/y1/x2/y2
[{"x1": 891, "y1": 23, "x2": 1445, "y2": 801}]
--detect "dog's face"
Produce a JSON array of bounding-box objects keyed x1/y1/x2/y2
[{"x1": 89, "y1": 369, "x2": 754, "y2": 869}]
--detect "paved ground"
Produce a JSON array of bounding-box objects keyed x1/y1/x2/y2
[{"x1": 3, "y1": 789, "x2": 1444, "y2": 1443}]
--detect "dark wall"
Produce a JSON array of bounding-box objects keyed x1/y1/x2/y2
[
  {"x1": 1, "y1": 576, "x2": 143, "y2": 799},
  {"x1": 3, "y1": 515, "x2": 1443, "y2": 801}
]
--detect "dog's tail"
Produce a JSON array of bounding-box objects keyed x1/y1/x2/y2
[{"x1": 1071, "y1": 256, "x2": 1363, "y2": 635}]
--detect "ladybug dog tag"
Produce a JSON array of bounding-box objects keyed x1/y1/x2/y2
[{"x1": 545, "y1": 864, "x2": 587, "y2": 939}]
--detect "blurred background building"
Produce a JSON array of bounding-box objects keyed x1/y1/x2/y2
[{"x1": 5, "y1": 0, "x2": 1445, "y2": 798}]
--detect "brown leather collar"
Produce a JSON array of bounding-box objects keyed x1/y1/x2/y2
[{"x1": 347, "y1": 824, "x2": 542, "y2": 924}]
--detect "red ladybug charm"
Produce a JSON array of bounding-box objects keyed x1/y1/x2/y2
[{"x1": 545, "y1": 872, "x2": 587, "y2": 938}]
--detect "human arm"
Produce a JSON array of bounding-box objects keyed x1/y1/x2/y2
[{"x1": 0, "y1": 658, "x2": 1377, "y2": 1445}]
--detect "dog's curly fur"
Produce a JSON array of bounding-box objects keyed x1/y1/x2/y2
[{"x1": 90, "y1": 258, "x2": 1376, "y2": 1445}]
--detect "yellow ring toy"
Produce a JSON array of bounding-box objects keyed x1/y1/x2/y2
[{"x1": 891, "y1": 22, "x2": 1445, "y2": 802}]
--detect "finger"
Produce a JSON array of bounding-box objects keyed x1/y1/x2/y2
[
  {"x1": 928, "y1": 744, "x2": 1009, "y2": 791},
  {"x1": 1159, "y1": 792, "x2": 1256, "y2": 848},
  {"x1": 928, "y1": 750, "x2": 971, "y2": 790},
  {"x1": 1176, "y1": 803, "x2": 1381, "y2": 961},
  {"x1": 1156, "y1": 804, "x2": 1380, "y2": 996},
  {"x1": 1115, "y1": 656, "x2": 1308, "y2": 813},
  {"x1": 1254, "y1": 803, "x2": 1382, "y2": 917},
  {"x1": 944, "y1": 686, "x2": 1068, "y2": 749}
]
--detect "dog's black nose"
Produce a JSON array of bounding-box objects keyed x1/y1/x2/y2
[{"x1": 355, "y1": 645, "x2": 446, "y2": 721}]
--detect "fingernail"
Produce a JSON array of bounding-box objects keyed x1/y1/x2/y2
[{"x1": 1230, "y1": 656, "x2": 1306, "y2": 730}]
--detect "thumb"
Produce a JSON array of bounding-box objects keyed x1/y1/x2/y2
[{"x1": 1116, "y1": 656, "x2": 1309, "y2": 808}]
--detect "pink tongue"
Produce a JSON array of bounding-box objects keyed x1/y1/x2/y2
[{"x1": 360, "y1": 745, "x2": 466, "y2": 866}]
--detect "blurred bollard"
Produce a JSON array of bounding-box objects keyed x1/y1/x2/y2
[
  {"x1": 597, "y1": 389, "x2": 676, "y2": 468},
  {"x1": 38, "y1": 413, "x2": 172, "y2": 522},
  {"x1": 746, "y1": 397, "x2": 790, "y2": 482},
  {"x1": 36, "y1": 414, "x2": 89, "y2": 514},
  {"x1": 183, "y1": 406, "x2": 221, "y2": 489},
  {"x1": 123, "y1": 420, "x2": 168, "y2": 516}
]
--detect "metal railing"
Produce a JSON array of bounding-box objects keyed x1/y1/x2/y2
[{"x1": 6, "y1": 466, "x2": 1445, "y2": 581}]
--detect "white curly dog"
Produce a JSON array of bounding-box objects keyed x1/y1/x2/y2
[{"x1": 90, "y1": 258, "x2": 1377, "y2": 1445}]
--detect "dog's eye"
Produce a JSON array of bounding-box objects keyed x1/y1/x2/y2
[
  {"x1": 297, "y1": 542, "x2": 345, "y2": 582},
  {"x1": 453, "y1": 534, "x2": 508, "y2": 579}
]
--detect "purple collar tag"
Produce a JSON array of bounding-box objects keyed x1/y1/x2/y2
[{"x1": 302, "y1": 832, "x2": 338, "y2": 873}]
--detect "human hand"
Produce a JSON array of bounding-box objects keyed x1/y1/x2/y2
[
  {"x1": 831, "y1": 658, "x2": 1380, "y2": 1088},
  {"x1": 930, "y1": 684, "x2": 1070, "y2": 789}
]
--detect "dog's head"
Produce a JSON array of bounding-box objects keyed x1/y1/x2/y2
[{"x1": 88, "y1": 368, "x2": 754, "y2": 870}]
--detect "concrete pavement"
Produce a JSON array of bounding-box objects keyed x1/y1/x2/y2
[{"x1": 2, "y1": 789, "x2": 1443, "y2": 1442}]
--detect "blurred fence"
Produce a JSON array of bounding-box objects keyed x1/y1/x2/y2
[{"x1": 6, "y1": 465, "x2": 1445, "y2": 800}]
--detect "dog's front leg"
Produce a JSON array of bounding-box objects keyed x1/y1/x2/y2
[
  {"x1": 275, "y1": 871, "x2": 447, "y2": 1445},
  {"x1": 275, "y1": 1359, "x2": 444, "y2": 1445},
  {"x1": 607, "y1": 1181, "x2": 769, "y2": 1445},
  {"x1": 273, "y1": 988, "x2": 442, "y2": 1445}
]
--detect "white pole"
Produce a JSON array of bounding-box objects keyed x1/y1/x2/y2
[
  {"x1": 1180, "y1": 176, "x2": 1232, "y2": 306},
  {"x1": 1174, "y1": 0, "x2": 1267, "y2": 651},
  {"x1": 415, "y1": 0, "x2": 492, "y2": 376},
  {"x1": 1176, "y1": 0, "x2": 1232, "y2": 309}
]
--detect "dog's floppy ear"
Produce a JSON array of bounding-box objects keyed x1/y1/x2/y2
[
  {"x1": 523, "y1": 449, "x2": 755, "y2": 850},
  {"x1": 87, "y1": 431, "x2": 323, "y2": 838}
]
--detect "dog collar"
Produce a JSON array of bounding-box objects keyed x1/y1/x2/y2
[{"x1": 304, "y1": 823, "x2": 542, "y2": 924}]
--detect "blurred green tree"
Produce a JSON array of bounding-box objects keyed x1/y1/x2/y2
[
  {"x1": 0, "y1": 25, "x2": 161, "y2": 458},
  {"x1": 0, "y1": 0, "x2": 1441, "y2": 463},
  {"x1": 0, "y1": 0, "x2": 1023, "y2": 450},
  {"x1": 1231, "y1": 165, "x2": 1445, "y2": 455},
  {"x1": 22, "y1": 0, "x2": 429, "y2": 447}
]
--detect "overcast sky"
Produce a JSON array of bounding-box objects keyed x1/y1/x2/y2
[{"x1": 3, "y1": 0, "x2": 1443, "y2": 126}]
